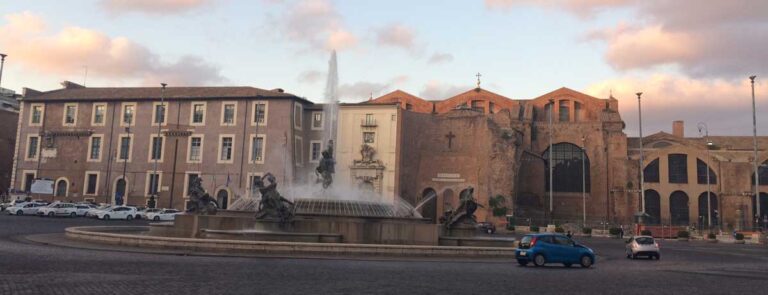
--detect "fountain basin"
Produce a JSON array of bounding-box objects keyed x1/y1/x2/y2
[{"x1": 201, "y1": 229, "x2": 343, "y2": 243}]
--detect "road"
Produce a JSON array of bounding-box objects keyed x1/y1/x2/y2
[{"x1": 1, "y1": 213, "x2": 767, "y2": 295}]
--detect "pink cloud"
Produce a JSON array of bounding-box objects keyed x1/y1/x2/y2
[
  {"x1": 276, "y1": 0, "x2": 358, "y2": 51},
  {"x1": 427, "y1": 52, "x2": 453, "y2": 65},
  {"x1": 0, "y1": 12, "x2": 225, "y2": 86},
  {"x1": 100, "y1": 0, "x2": 213, "y2": 15},
  {"x1": 419, "y1": 80, "x2": 466, "y2": 100},
  {"x1": 375, "y1": 23, "x2": 419, "y2": 52}
]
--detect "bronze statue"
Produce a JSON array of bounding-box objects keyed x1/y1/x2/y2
[
  {"x1": 186, "y1": 177, "x2": 219, "y2": 215},
  {"x1": 443, "y1": 186, "x2": 483, "y2": 229},
  {"x1": 315, "y1": 141, "x2": 335, "y2": 189},
  {"x1": 254, "y1": 172, "x2": 294, "y2": 222}
]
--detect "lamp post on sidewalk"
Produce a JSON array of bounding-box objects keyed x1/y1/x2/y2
[
  {"x1": 637, "y1": 92, "x2": 646, "y2": 216},
  {"x1": 548, "y1": 98, "x2": 555, "y2": 225},
  {"x1": 698, "y1": 122, "x2": 713, "y2": 231},
  {"x1": 149, "y1": 83, "x2": 167, "y2": 209},
  {"x1": 582, "y1": 136, "x2": 587, "y2": 226},
  {"x1": 749, "y1": 75, "x2": 761, "y2": 229}
]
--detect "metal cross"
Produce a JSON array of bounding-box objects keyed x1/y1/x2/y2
[
  {"x1": 476, "y1": 72, "x2": 482, "y2": 88},
  {"x1": 446, "y1": 131, "x2": 456, "y2": 149}
]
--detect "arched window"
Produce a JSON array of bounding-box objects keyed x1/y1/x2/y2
[
  {"x1": 558, "y1": 100, "x2": 569, "y2": 121},
  {"x1": 696, "y1": 159, "x2": 717, "y2": 184},
  {"x1": 698, "y1": 192, "x2": 718, "y2": 226},
  {"x1": 55, "y1": 178, "x2": 68, "y2": 197},
  {"x1": 643, "y1": 190, "x2": 661, "y2": 225},
  {"x1": 668, "y1": 154, "x2": 688, "y2": 184},
  {"x1": 216, "y1": 189, "x2": 229, "y2": 210},
  {"x1": 644, "y1": 158, "x2": 660, "y2": 183},
  {"x1": 752, "y1": 160, "x2": 768, "y2": 185},
  {"x1": 670, "y1": 191, "x2": 690, "y2": 225},
  {"x1": 543, "y1": 143, "x2": 590, "y2": 192}
]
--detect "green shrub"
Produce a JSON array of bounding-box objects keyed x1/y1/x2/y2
[
  {"x1": 735, "y1": 233, "x2": 744, "y2": 240},
  {"x1": 640, "y1": 229, "x2": 652, "y2": 236},
  {"x1": 608, "y1": 227, "x2": 621, "y2": 235},
  {"x1": 677, "y1": 230, "x2": 690, "y2": 238},
  {"x1": 582, "y1": 227, "x2": 592, "y2": 234},
  {"x1": 555, "y1": 227, "x2": 565, "y2": 233},
  {"x1": 530, "y1": 226, "x2": 539, "y2": 232},
  {"x1": 707, "y1": 233, "x2": 716, "y2": 239}
]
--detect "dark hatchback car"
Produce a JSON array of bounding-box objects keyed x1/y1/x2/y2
[
  {"x1": 476, "y1": 222, "x2": 496, "y2": 234},
  {"x1": 515, "y1": 233, "x2": 595, "y2": 268}
]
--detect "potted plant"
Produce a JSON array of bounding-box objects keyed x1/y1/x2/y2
[
  {"x1": 734, "y1": 233, "x2": 745, "y2": 244},
  {"x1": 529, "y1": 225, "x2": 540, "y2": 233},
  {"x1": 707, "y1": 233, "x2": 717, "y2": 243},
  {"x1": 677, "y1": 230, "x2": 690, "y2": 241},
  {"x1": 582, "y1": 227, "x2": 592, "y2": 238},
  {"x1": 609, "y1": 227, "x2": 621, "y2": 238},
  {"x1": 640, "y1": 229, "x2": 652, "y2": 236}
]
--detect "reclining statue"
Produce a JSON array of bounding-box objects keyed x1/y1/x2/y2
[
  {"x1": 443, "y1": 186, "x2": 483, "y2": 229},
  {"x1": 254, "y1": 172, "x2": 294, "y2": 222},
  {"x1": 186, "y1": 177, "x2": 219, "y2": 215}
]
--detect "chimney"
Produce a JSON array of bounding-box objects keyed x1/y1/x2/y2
[{"x1": 673, "y1": 120, "x2": 684, "y2": 137}]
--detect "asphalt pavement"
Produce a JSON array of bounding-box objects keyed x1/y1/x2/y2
[{"x1": 1, "y1": 213, "x2": 767, "y2": 295}]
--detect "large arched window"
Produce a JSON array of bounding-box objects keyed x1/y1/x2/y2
[
  {"x1": 753, "y1": 192, "x2": 768, "y2": 224},
  {"x1": 696, "y1": 159, "x2": 717, "y2": 184},
  {"x1": 668, "y1": 154, "x2": 688, "y2": 184},
  {"x1": 644, "y1": 158, "x2": 660, "y2": 183},
  {"x1": 698, "y1": 192, "x2": 718, "y2": 226},
  {"x1": 643, "y1": 190, "x2": 661, "y2": 225},
  {"x1": 543, "y1": 143, "x2": 590, "y2": 192},
  {"x1": 751, "y1": 160, "x2": 768, "y2": 185},
  {"x1": 670, "y1": 191, "x2": 690, "y2": 225}
]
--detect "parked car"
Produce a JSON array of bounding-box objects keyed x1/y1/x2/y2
[
  {"x1": 515, "y1": 233, "x2": 595, "y2": 268},
  {"x1": 95, "y1": 206, "x2": 138, "y2": 220},
  {"x1": 75, "y1": 204, "x2": 96, "y2": 216},
  {"x1": 476, "y1": 222, "x2": 496, "y2": 234},
  {"x1": 6, "y1": 202, "x2": 48, "y2": 216},
  {"x1": 625, "y1": 235, "x2": 660, "y2": 260},
  {"x1": 146, "y1": 209, "x2": 182, "y2": 221},
  {"x1": 86, "y1": 205, "x2": 112, "y2": 218},
  {"x1": 135, "y1": 208, "x2": 163, "y2": 220},
  {"x1": 38, "y1": 203, "x2": 79, "y2": 217}
]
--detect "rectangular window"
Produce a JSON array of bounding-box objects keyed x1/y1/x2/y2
[
  {"x1": 64, "y1": 104, "x2": 77, "y2": 125},
  {"x1": 92, "y1": 103, "x2": 106, "y2": 125},
  {"x1": 26, "y1": 136, "x2": 39, "y2": 160},
  {"x1": 310, "y1": 141, "x2": 322, "y2": 162},
  {"x1": 248, "y1": 174, "x2": 262, "y2": 197},
  {"x1": 364, "y1": 114, "x2": 375, "y2": 126},
  {"x1": 23, "y1": 172, "x2": 35, "y2": 192},
  {"x1": 219, "y1": 136, "x2": 234, "y2": 162},
  {"x1": 119, "y1": 136, "x2": 132, "y2": 161},
  {"x1": 253, "y1": 102, "x2": 267, "y2": 125},
  {"x1": 154, "y1": 103, "x2": 166, "y2": 125},
  {"x1": 89, "y1": 136, "x2": 102, "y2": 161},
  {"x1": 222, "y1": 103, "x2": 236, "y2": 125},
  {"x1": 363, "y1": 132, "x2": 375, "y2": 144},
  {"x1": 189, "y1": 136, "x2": 202, "y2": 162},
  {"x1": 294, "y1": 103, "x2": 303, "y2": 129},
  {"x1": 312, "y1": 112, "x2": 323, "y2": 130},
  {"x1": 122, "y1": 104, "x2": 135, "y2": 126},
  {"x1": 471, "y1": 101, "x2": 484, "y2": 113},
  {"x1": 186, "y1": 173, "x2": 200, "y2": 196},
  {"x1": 192, "y1": 103, "x2": 206, "y2": 124},
  {"x1": 150, "y1": 136, "x2": 164, "y2": 161},
  {"x1": 85, "y1": 173, "x2": 98, "y2": 195},
  {"x1": 668, "y1": 154, "x2": 688, "y2": 184},
  {"x1": 294, "y1": 137, "x2": 303, "y2": 166},
  {"x1": 30, "y1": 104, "x2": 43, "y2": 125},
  {"x1": 250, "y1": 135, "x2": 265, "y2": 163},
  {"x1": 147, "y1": 173, "x2": 160, "y2": 195},
  {"x1": 559, "y1": 100, "x2": 570, "y2": 122}
]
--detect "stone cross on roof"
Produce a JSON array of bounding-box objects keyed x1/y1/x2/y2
[{"x1": 475, "y1": 73, "x2": 482, "y2": 88}]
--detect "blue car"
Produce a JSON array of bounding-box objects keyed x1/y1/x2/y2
[{"x1": 515, "y1": 233, "x2": 595, "y2": 268}]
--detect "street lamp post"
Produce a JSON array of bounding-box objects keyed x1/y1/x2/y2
[
  {"x1": 698, "y1": 122, "x2": 713, "y2": 231},
  {"x1": 121, "y1": 126, "x2": 130, "y2": 206},
  {"x1": 582, "y1": 136, "x2": 587, "y2": 226},
  {"x1": 637, "y1": 92, "x2": 646, "y2": 216},
  {"x1": 0, "y1": 54, "x2": 7, "y2": 91},
  {"x1": 548, "y1": 98, "x2": 555, "y2": 224},
  {"x1": 150, "y1": 83, "x2": 167, "y2": 209},
  {"x1": 750, "y1": 76, "x2": 761, "y2": 229}
]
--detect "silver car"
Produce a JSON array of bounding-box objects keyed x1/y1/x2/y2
[{"x1": 625, "y1": 235, "x2": 660, "y2": 260}]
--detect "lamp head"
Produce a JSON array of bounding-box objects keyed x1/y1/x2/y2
[
  {"x1": 0, "y1": 53, "x2": 6, "y2": 59},
  {"x1": 161, "y1": 83, "x2": 167, "y2": 89}
]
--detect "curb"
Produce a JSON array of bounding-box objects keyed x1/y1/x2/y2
[{"x1": 65, "y1": 226, "x2": 518, "y2": 258}]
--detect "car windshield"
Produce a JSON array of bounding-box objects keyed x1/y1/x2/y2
[{"x1": 636, "y1": 237, "x2": 655, "y2": 245}]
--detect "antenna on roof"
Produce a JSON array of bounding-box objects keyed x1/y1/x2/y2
[
  {"x1": 369, "y1": 92, "x2": 373, "y2": 101},
  {"x1": 82, "y1": 66, "x2": 88, "y2": 87}
]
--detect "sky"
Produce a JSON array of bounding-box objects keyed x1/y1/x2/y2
[{"x1": 0, "y1": 0, "x2": 766, "y2": 136}]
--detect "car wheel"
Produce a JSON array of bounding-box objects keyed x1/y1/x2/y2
[
  {"x1": 654, "y1": 254, "x2": 661, "y2": 260},
  {"x1": 16, "y1": 210, "x2": 23, "y2": 216},
  {"x1": 153, "y1": 216, "x2": 160, "y2": 221},
  {"x1": 70, "y1": 212, "x2": 77, "y2": 218},
  {"x1": 517, "y1": 259, "x2": 528, "y2": 266},
  {"x1": 135, "y1": 215, "x2": 141, "y2": 220},
  {"x1": 580, "y1": 255, "x2": 593, "y2": 268},
  {"x1": 48, "y1": 212, "x2": 55, "y2": 217},
  {"x1": 103, "y1": 215, "x2": 110, "y2": 220},
  {"x1": 126, "y1": 215, "x2": 134, "y2": 221},
  {"x1": 533, "y1": 254, "x2": 546, "y2": 267}
]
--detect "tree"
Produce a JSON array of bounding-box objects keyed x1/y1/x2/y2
[{"x1": 488, "y1": 194, "x2": 508, "y2": 217}]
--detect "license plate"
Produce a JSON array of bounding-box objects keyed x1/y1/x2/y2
[{"x1": 520, "y1": 251, "x2": 527, "y2": 256}]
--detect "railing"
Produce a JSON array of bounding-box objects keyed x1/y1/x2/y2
[{"x1": 361, "y1": 118, "x2": 377, "y2": 127}]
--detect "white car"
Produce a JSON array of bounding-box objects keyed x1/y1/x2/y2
[
  {"x1": 146, "y1": 209, "x2": 182, "y2": 221},
  {"x1": 74, "y1": 204, "x2": 95, "y2": 216},
  {"x1": 6, "y1": 202, "x2": 47, "y2": 216},
  {"x1": 95, "y1": 206, "x2": 138, "y2": 220},
  {"x1": 86, "y1": 205, "x2": 112, "y2": 218},
  {"x1": 625, "y1": 235, "x2": 661, "y2": 260},
  {"x1": 135, "y1": 208, "x2": 163, "y2": 220},
  {"x1": 38, "y1": 203, "x2": 79, "y2": 217}
]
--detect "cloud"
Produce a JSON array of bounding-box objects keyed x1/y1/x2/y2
[
  {"x1": 427, "y1": 52, "x2": 453, "y2": 65},
  {"x1": 584, "y1": 74, "x2": 767, "y2": 136},
  {"x1": 0, "y1": 12, "x2": 225, "y2": 86},
  {"x1": 275, "y1": 0, "x2": 357, "y2": 51},
  {"x1": 338, "y1": 75, "x2": 409, "y2": 101},
  {"x1": 419, "y1": 80, "x2": 466, "y2": 100},
  {"x1": 100, "y1": 0, "x2": 213, "y2": 15},
  {"x1": 297, "y1": 70, "x2": 325, "y2": 84},
  {"x1": 488, "y1": 0, "x2": 768, "y2": 78},
  {"x1": 375, "y1": 23, "x2": 419, "y2": 52}
]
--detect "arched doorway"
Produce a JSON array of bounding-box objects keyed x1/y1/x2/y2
[
  {"x1": 216, "y1": 189, "x2": 229, "y2": 210},
  {"x1": 420, "y1": 188, "x2": 437, "y2": 223},
  {"x1": 114, "y1": 178, "x2": 127, "y2": 205},
  {"x1": 642, "y1": 190, "x2": 661, "y2": 225},
  {"x1": 698, "y1": 192, "x2": 718, "y2": 227},
  {"x1": 751, "y1": 192, "x2": 768, "y2": 226},
  {"x1": 670, "y1": 191, "x2": 689, "y2": 225},
  {"x1": 55, "y1": 178, "x2": 68, "y2": 197}
]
